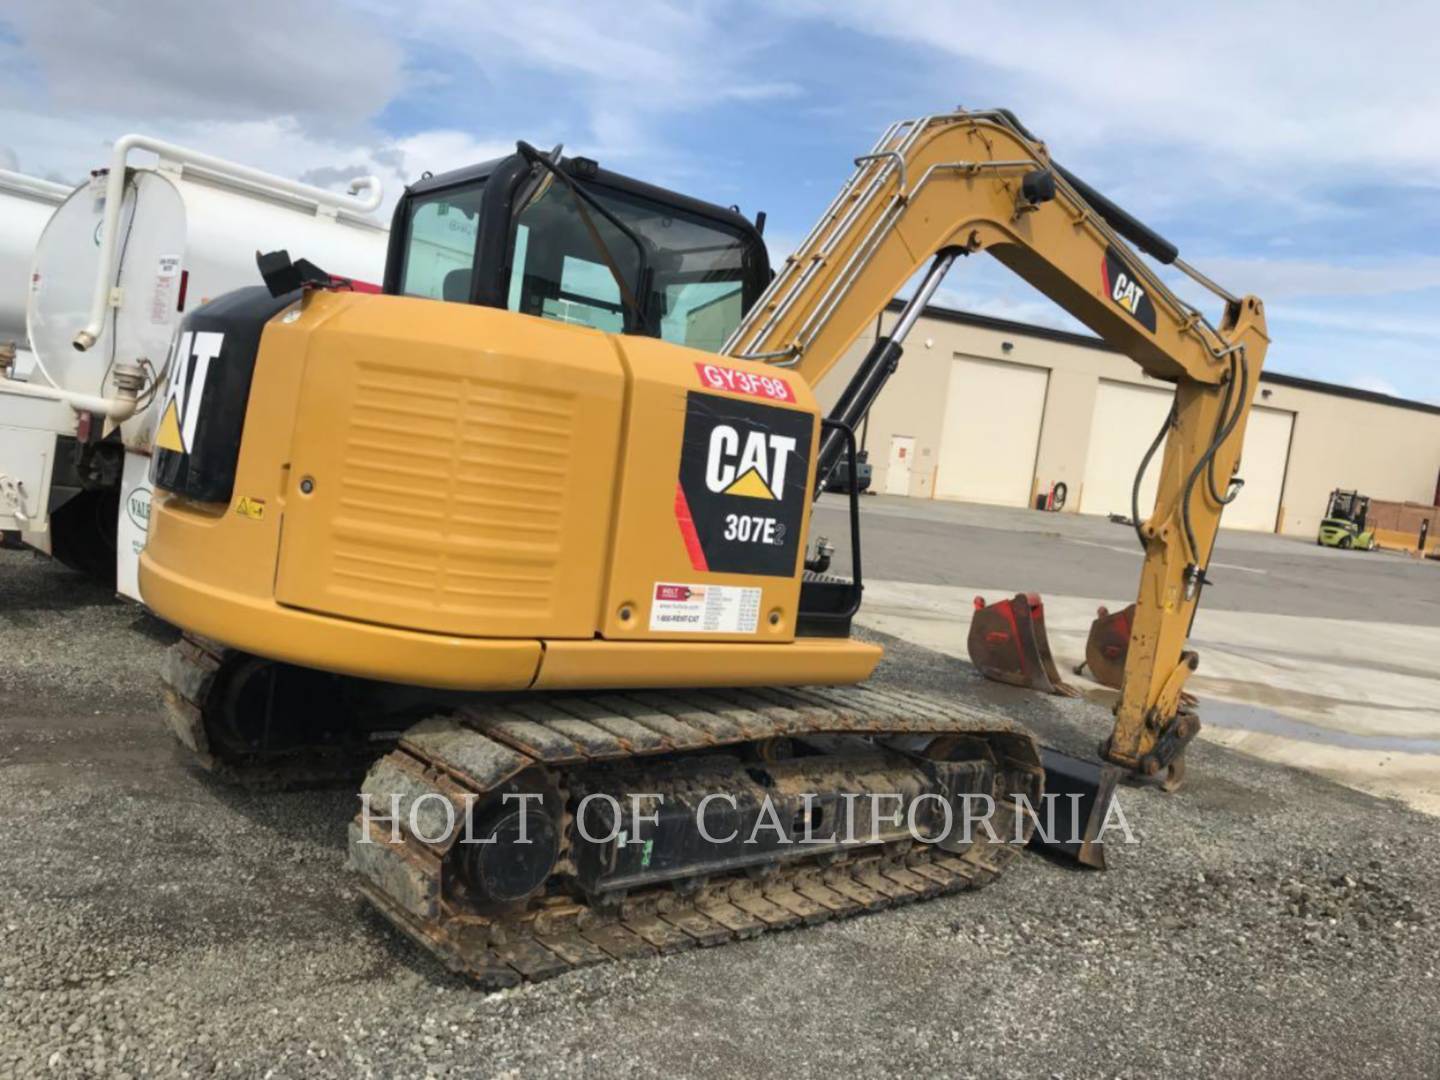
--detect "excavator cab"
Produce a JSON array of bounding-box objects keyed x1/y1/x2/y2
[{"x1": 381, "y1": 145, "x2": 770, "y2": 349}]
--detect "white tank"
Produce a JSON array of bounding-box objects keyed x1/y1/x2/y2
[
  {"x1": 0, "y1": 170, "x2": 71, "y2": 376},
  {"x1": 1, "y1": 137, "x2": 388, "y2": 598},
  {"x1": 27, "y1": 149, "x2": 388, "y2": 451}
]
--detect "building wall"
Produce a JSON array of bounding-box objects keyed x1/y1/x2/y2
[
  {"x1": 818, "y1": 317, "x2": 953, "y2": 500},
  {"x1": 816, "y1": 307, "x2": 1440, "y2": 537},
  {"x1": 1261, "y1": 381, "x2": 1440, "y2": 536}
]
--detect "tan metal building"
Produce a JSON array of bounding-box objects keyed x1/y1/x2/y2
[{"x1": 820, "y1": 303, "x2": 1440, "y2": 537}]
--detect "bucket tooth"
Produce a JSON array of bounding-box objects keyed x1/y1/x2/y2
[{"x1": 967, "y1": 592, "x2": 1077, "y2": 696}]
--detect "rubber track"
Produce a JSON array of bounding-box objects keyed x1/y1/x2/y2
[{"x1": 350, "y1": 686, "x2": 1044, "y2": 989}]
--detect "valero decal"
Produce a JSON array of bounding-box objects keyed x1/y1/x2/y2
[
  {"x1": 1100, "y1": 246, "x2": 1157, "y2": 333},
  {"x1": 155, "y1": 330, "x2": 226, "y2": 455},
  {"x1": 675, "y1": 393, "x2": 813, "y2": 575},
  {"x1": 124, "y1": 485, "x2": 152, "y2": 530}
]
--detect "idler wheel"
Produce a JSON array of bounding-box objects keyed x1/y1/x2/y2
[{"x1": 459, "y1": 801, "x2": 560, "y2": 904}]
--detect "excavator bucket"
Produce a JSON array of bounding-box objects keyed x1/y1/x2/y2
[
  {"x1": 967, "y1": 593, "x2": 1077, "y2": 697},
  {"x1": 1029, "y1": 746, "x2": 1121, "y2": 870},
  {"x1": 1079, "y1": 603, "x2": 1136, "y2": 690}
]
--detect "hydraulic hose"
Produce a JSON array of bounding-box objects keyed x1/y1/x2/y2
[
  {"x1": 1204, "y1": 352, "x2": 1248, "y2": 507},
  {"x1": 1180, "y1": 348, "x2": 1250, "y2": 561},
  {"x1": 1132, "y1": 403, "x2": 1177, "y2": 550}
]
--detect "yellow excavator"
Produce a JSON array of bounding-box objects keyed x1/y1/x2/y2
[{"x1": 139, "y1": 109, "x2": 1267, "y2": 986}]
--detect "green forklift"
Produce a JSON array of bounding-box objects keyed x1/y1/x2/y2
[{"x1": 1318, "y1": 489, "x2": 1378, "y2": 550}]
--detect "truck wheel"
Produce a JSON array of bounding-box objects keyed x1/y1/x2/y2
[
  {"x1": 1339, "y1": 535, "x2": 1353, "y2": 550},
  {"x1": 48, "y1": 489, "x2": 119, "y2": 587}
]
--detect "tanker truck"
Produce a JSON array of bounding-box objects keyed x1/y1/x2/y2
[
  {"x1": 0, "y1": 137, "x2": 389, "y2": 596},
  {"x1": 0, "y1": 169, "x2": 71, "y2": 380}
]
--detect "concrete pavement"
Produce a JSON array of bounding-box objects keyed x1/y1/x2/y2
[{"x1": 813, "y1": 494, "x2": 1440, "y2": 814}]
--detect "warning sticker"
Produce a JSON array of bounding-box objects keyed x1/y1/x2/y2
[
  {"x1": 649, "y1": 582, "x2": 761, "y2": 634},
  {"x1": 151, "y1": 255, "x2": 182, "y2": 324}
]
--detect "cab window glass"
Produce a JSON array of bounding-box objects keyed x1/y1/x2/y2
[
  {"x1": 506, "y1": 175, "x2": 758, "y2": 349},
  {"x1": 400, "y1": 186, "x2": 483, "y2": 301},
  {"x1": 662, "y1": 281, "x2": 743, "y2": 353},
  {"x1": 507, "y1": 181, "x2": 639, "y2": 333}
]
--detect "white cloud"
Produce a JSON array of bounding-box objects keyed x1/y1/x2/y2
[
  {"x1": 2, "y1": 0, "x2": 402, "y2": 129},
  {"x1": 0, "y1": 0, "x2": 422, "y2": 209},
  {"x1": 405, "y1": 0, "x2": 801, "y2": 166},
  {"x1": 0, "y1": 0, "x2": 798, "y2": 206},
  {"x1": 0, "y1": 109, "x2": 511, "y2": 215},
  {"x1": 383, "y1": 130, "x2": 518, "y2": 184},
  {"x1": 1192, "y1": 256, "x2": 1440, "y2": 301},
  {"x1": 1276, "y1": 304, "x2": 1440, "y2": 341},
  {"x1": 797, "y1": 1, "x2": 1440, "y2": 191},
  {"x1": 415, "y1": 0, "x2": 799, "y2": 110}
]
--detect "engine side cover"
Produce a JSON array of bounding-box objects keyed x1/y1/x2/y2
[{"x1": 600, "y1": 342, "x2": 818, "y2": 643}]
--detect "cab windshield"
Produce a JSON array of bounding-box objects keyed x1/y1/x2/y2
[{"x1": 397, "y1": 169, "x2": 763, "y2": 352}]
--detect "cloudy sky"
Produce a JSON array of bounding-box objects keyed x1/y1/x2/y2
[{"x1": 3, "y1": 1, "x2": 1437, "y2": 402}]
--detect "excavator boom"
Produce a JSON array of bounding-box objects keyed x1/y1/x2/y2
[{"x1": 724, "y1": 109, "x2": 1269, "y2": 779}]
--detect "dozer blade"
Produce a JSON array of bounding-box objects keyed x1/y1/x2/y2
[
  {"x1": 1028, "y1": 746, "x2": 1121, "y2": 870},
  {"x1": 1079, "y1": 603, "x2": 1135, "y2": 690},
  {"x1": 967, "y1": 593, "x2": 1078, "y2": 697}
]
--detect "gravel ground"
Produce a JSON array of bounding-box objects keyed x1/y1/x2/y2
[{"x1": 3, "y1": 547, "x2": 1439, "y2": 1078}]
